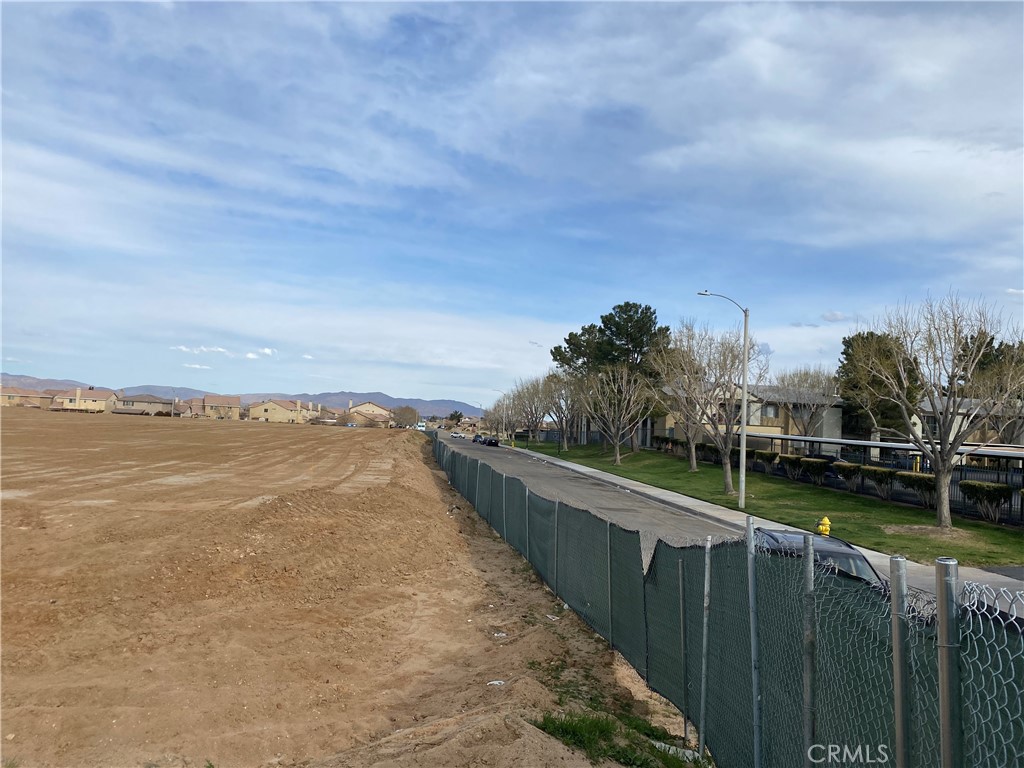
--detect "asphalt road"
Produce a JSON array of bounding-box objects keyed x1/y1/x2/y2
[
  {"x1": 439, "y1": 436, "x2": 738, "y2": 546},
  {"x1": 438, "y1": 435, "x2": 1024, "y2": 599}
]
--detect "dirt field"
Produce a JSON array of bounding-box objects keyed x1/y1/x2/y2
[{"x1": 1, "y1": 409, "x2": 684, "y2": 767}]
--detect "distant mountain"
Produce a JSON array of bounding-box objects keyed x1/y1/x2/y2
[
  {"x1": 2, "y1": 374, "x2": 482, "y2": 417},
  {"x1": 122, "y1": 385, "x2": 211, "y2": 401},
  {"x1": 1, "y1": 373, "x2": 98, "y2": 392}
]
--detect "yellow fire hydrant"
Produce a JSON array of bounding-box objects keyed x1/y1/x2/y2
[{"x1": 817, "y1": 516, "x2": 831, "y2": 536}]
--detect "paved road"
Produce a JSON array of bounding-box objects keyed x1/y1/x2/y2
[
  {"x1": 439, "y1": 435, "x2": 1024, "y2": 598},
  {"x1": 443, "y1": 437, "x2": 737, "y2": 546}
]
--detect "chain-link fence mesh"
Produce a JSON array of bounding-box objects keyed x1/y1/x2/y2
[
  {"x1": 703, "y1": 541, "x2": 755, "y2": 768},
  {"x1": 556, "y1": 502, "x2": 612, "y2": 639},
  {"x1": 431, "y1": 436, "x2": 1024, "y2": 768},
  {"x1": 960, "y1": 584, "x2": 1024, "y2": 767},
  {"x1": 504, "y1": 476, "x2": 529, "y2": 558},
  {"x1": 755, "y1": 548, "x2": 806, "y2": 768},
  {"x1": 905, "y1": 585, "x2": 942, "y2": 768},
  {"x1": 813, "y1": 572, "x2": 895, "y2": 756},
  {"x1": 609, "y1": 524, "x2": 647, "y2": 678}
]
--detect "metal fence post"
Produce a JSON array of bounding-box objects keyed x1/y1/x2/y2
[
  {"x1": 747, "y1": 517, "x2": 763, "y2": 768},
  {"x1": 936, "y1": 557, "x2": 962, "y2": 768},
  {"x1": 699, "y1": 535, "x2": 712, "y2": 758},
  {"x1": 606, "y1": 520, "x2": 613, "y2": 647},
  {"x1": 502, "y1": 473, "x2": 507, "y2": 540},
  {"x1": 802, "y1": 534, "x2": 816, "y2": 768},
  {"x1": 525, "y1": 488, "x2": 531, "y2": 564},
  {"x1": 553, "y1": 500, "x2": 560, "y2": 598},
  {"x1": 890, "y1": 556, "x2": 911, "y2": 768},
  {"x1": 678, "y1": 556, "x2": 688, "y2": 742},
  {"x1": 475, "y1": 461, "x2": 481, "y2": 511}
]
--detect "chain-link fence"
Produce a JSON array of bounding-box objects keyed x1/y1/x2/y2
[{"x1": 432, "y1": 437, "x2": 1024, "y2": 767}]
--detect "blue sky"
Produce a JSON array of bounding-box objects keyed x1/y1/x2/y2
[{"x1": 3, "y1": 2, "x2": 1022, "y2": 406}]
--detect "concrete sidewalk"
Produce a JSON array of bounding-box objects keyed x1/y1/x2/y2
[{"x1": 516, "y1": 447, "x2": 1024, "y2": 597}]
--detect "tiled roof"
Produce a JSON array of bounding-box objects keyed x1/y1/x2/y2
[
  {"x1": 54, "y1": 388, "x2": 116, "y2": 399},
  {"x1": 205, "y1": 395, "x2": 241, "y2": 407},
  {"x1": 121, "y1": 394, "x2": 171, "y2": 404}
]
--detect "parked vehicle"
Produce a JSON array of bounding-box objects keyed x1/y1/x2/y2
[
  {"x1": 756, "y1": 528, "x2": 883, "y2": 586},
  {"x1": 450, "y1": 431, "x2": 466, "y2": 439},
  {"x1": 483, "y1": 436, "x2": 500, "y2": 446},
  {"x1": 472, "y1": 434, "x2": 484, "y2": 443}
]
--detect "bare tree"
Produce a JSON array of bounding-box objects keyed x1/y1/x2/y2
[
  {"x1": 515, "y1": 376, "x2": 547, "y2": 441},
  {"x1": 846, "y1": 293, "x2": 1024, "y2": 528},
  {"x1": 648, "y1": 344, "x2": 708, "y2": 472},
  {"x1": 769, "y1": 365, "x2": 842, "y2": 444},
  {"x1": 659, "y1": 320, "x2": 768, "y2": 494},
  {"x1": 392, "y1": 405, "x2": 419, "y2": 427},
  {"x1": 490, "y1": 391, "x2": 524, "y2": 443},
  {"x1": 543, "y1": 369, "x2": 582, "y2": 452},
  {"x1": 578, "y1": 364, "x2": 653, "y2": 465}
]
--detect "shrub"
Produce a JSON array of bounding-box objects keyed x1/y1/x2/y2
[
  {"x1": 959, "y1": 481, "x2": 1015, "y2": 523},
  {"x1": 754, "y1": 450, "x2": 779, "y2": 472},
  {"x1": 833, "y1": 462, "x2": 863, "y2": 492},
  {"x1": 896, "y1": 471, "x2": 937, "y2": 509},
  {"x1": 702, "y1": 444, "x2": 721, "y2": 464},
  {"x1": 861, "y1": 466, "x2": 898, "y2": 500},
  {"x1": 801, "y1": 458, "x2": 830, "y2": 486},
  {"x1": 779, "y1": 454, "x2": 803, "y2": 480}
]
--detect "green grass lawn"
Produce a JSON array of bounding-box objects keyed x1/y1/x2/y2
[{"x1": 524, "y1": 442, "x2": 1023, "y2": 567}]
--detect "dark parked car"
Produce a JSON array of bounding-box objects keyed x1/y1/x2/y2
[
  {"x1": 756, "y1": 528, "x2": 883, "y2": 586},
  {"x1": 472, "y1": 434, "x2": 484, "y2": 443},
  {"x1": 483, "y1": 436, "x2": 500, "y2": 446}
]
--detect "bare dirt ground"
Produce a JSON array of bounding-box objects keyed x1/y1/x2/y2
[{"x1": 1, "y1": 409, "x2": 684, "y2": 768}]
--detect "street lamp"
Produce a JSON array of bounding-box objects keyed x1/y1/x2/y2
[{"x1": 698, "y1": 290, "x2": 749, "y2": 510}]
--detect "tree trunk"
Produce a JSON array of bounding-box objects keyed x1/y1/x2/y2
[
  {"x1": 613, "y1": 440, "x2": 622, "y2": 465},
  {"x1": 722, "y1": 447, "x2": 735, "y2": 494},
  {"x1": 688, "y1": 442, "x2": 698, "y2": 472},
  {"x1": 935, "y1": 465, "x2": 953, "y2": 528}
]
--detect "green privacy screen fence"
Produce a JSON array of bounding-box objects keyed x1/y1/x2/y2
[{"x1": 432, "y1": 438, "x2": 1024, "y2": 768}]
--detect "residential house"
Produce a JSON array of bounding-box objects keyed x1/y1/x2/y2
[
  {"x1": 1, "y1": 387, "x2": 54, "y2": 409},
  {"x1": 203, "y1": 394, "x2": 242, "y2": 420},
  {"x1": 747, "y1": 385, "x2": 843, "y2": 452},
  {"x1": 249, "y1": 399, "x2": 310, "y2": 424},
  {"x1": 50, "y1": 387, "x2": 118, "y2": 413},
  {"x1": 652, "y1": 384, "x2": 844, "y2": 454},
  {"x1": 112, "y1": 394, "x2": 175, "y2": 416},
  {"x1": 912, "y1": 397, "x2": 1024, "y2": 454},
  {"x1": 348, "y1": 400, "x2": 392, "y2": 428}
]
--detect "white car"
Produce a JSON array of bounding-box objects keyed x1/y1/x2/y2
[{"x1": 450, "y1": 431, "x2": 466, "y2": 439}]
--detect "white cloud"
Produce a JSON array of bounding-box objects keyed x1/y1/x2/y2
[
  {"x1": 245, "y1": 352, "x2": 259, "y2": 360},
  {"x1": 1007, "y1": 288, "x2": 1024, "y2": 296},
  {"x1": 302, "y1": 354, "x2": 314, "y2": 359},
  {"x1": 183, "y1": 364, "x2": 211, "y2": 370},
  {"x1": 258, "y1": 348, "x2": 276, "y2": 356},
  {"x1": 170, "y1": 345, "x2": 230, "y2": 355},
  {"x1": 821, "y1": 312, "x2": 854, "y2": 323}
]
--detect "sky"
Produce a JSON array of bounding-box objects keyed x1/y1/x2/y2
[{"x1": 2, "y1": 1, "x2": 1022, "y2": 407}]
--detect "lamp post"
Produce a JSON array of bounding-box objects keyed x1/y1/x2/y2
[{"x1": 698, "y1": 290, "x2": 749, "y2": 510}]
